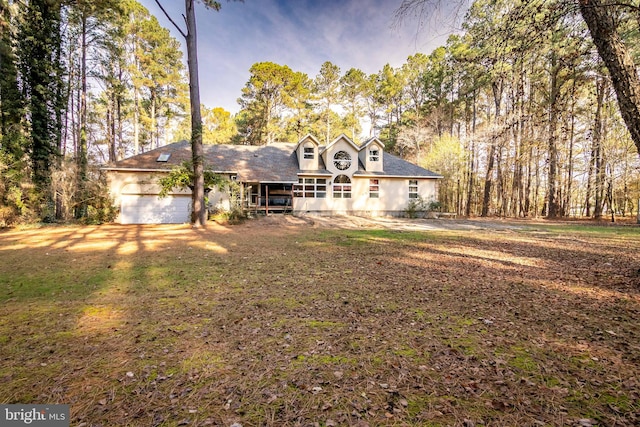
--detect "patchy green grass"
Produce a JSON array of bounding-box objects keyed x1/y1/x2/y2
[
  {"x1": 0, "y1": 219, "x2": 638, "y2": 426},
  {"x1": 314, "y1": 228, "x2": 456, "y2": 247}
]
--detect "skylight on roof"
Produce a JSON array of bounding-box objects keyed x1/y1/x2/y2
[{"x1": 157, "y1": 153, "x2": 171, "y2": 162}]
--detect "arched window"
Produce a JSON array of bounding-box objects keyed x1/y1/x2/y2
[
  {"x1": 333, "y1": 175, "x2": 351, "y2": 198},
  {"x1": 333, "y1": 151, "x2": 351, "y2": 170}
]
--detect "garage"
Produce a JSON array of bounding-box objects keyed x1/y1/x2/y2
[{"x1": 120, "y1": 195, "x2": 191, "y2": 224}]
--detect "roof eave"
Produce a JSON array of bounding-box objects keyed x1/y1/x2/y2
[
  {"x1": 297, "y1": 171, "x2": 333, "y2": 176},
  {"x1": 354, "y1": 173, "x2": 444, "y2": 179},
  {"x1": 103, "y1": 167, "x2": 240, "y2": 174},
  {"x1": 102, "y1": 167, "x2": 173, "y2": 173}
]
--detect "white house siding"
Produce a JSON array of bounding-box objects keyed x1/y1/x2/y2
[
  {"x1": 292, "y1": 177, "x2": 438, "y2": 217},
  {"x1": 297, "y1": 140, "x2": 320, "y2": 171},
  {"x1": 208, "y1": 191, "x2": 232, "y2": 213},
  {"x1": 107, "y1": 170, "x2": 230, "y2": 224},
  {"x1": 322, "y1": 138, "x2": 360, "y2": 176},
  {"x1": 358, "y1": 140, "x2": 384, "y2": 172},
  {"x1": 108, "y1": 171, "x2": 165, "y2": 206}
]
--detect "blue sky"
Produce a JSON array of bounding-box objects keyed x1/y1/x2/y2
[{"x1": 139, "y1": 0, "x2": 456, "y2": 114}]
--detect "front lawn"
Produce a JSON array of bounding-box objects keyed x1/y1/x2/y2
[{"x1": 0, "y1": 218, "x2": 638, "y2": 426}]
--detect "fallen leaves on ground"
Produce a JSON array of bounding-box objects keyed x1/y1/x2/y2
[{"x1": 0, "y1": 217, "x2": 638, "y2": 426}]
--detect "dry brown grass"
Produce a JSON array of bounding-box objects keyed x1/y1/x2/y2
[{"x1": 0, "y1": 217, "x2": 638, "y2": 426}]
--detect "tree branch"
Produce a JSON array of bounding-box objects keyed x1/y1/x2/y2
[{"x1": 153, "y1": 0, "x2": 187, "y2": 39}]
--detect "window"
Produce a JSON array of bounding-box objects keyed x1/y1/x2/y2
[
  {"x1": 333, "y1": 151, "x2": 351, "y2": 170},
  {"x1": 369, "y1": 149, "x2": 379, "y2": 162},
  {"x1": 409, "y1": 180, "x2": 418, "y2": 199},
  {"x1": 156, "y1": 153, "x2": 170, "y2": 162},
  {"x1": 303, "y1": 146, "x2": 314, "y2": 159},
  {"x1": 333, "y1": 175, "x2": 351, "y2": 198},
  {"x1": 293, "y1": 178, "x2": 326, "y2": 198},
  {"x1": 369, "y1": 179, "x2": 379, "y2": 198}
]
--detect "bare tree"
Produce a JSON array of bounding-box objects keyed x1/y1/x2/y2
[
  {"x1": 395, "y1": 0, "x2": 640, "y2": 158},
  {"x1": 154, "y1": 0, "x2": 237, "y2": 227}
]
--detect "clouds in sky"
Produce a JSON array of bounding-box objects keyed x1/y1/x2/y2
[{"x1": 140, "y1": 0, "x2": 451, "y2": 113}]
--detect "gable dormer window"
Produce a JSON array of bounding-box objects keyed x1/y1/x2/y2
[
  {"x1": 333, "y1": 151, "x2": 351, "y2": 170},
  {"x1": 369, "y1": 149, "x2": 379, "y2": 162},
  {"x1": 304, "y1": 146, "x2": 314, "y2": 159}
]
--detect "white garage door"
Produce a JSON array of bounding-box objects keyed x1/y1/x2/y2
[{"x1": 121, "y1": 195, "x2": 191, "y2": 224}]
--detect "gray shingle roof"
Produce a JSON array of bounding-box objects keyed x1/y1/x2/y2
[
  {"x1": 355, "y1": 153, "x2": 443, "y2": 178},
  {"x1": 105, "y1": 141, "x2": 442, "y2": 181}
]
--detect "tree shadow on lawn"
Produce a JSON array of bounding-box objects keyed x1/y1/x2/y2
[
  {"x1": 382, "y1": 230, "x2": 640, "y2": 359},
  {"x1": 0, "y1": 223, "x2": 638, "y2": 426},
  {"x1": 0, "y1": 224, "x2": 232, "y2": 421},
  {"x1": 295, "y1": 228, "x2": 640, "y2": 424}
]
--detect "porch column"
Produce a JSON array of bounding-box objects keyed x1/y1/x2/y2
[{"x1": 265, "y1": 185, "x2": 269, "y2": 215}]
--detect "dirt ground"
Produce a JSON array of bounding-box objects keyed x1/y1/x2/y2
[
  {"x1": 253, "y1": 213, "x2": 638, "y2": 231},
  {"x1": 0, "y1": 216, "x2": 638, "y2": 426}
]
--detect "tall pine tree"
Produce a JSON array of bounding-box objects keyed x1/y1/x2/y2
[{"x1": 18, "y1": 0, "x2": 64, "y2": 190}]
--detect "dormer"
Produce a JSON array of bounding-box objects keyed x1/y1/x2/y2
[
  {"x1": 359, "y1": 137, "x2": 384, "y2": 172},
  {"x1": 321, "y1": 134, "x2": 360, "y2": 175},
  {"x1": 295, "y1": 134, "x2": 321, "y2": 170}
]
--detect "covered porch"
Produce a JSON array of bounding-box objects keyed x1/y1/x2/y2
[{"x1": 242, "y1": 182, "x2": 294, "y2": 215}]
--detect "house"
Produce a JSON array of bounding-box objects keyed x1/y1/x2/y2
[{"x1": 104, "y1": 134, "x2": 442, "y2": 224}]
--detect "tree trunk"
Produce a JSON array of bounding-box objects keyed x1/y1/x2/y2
[
  {"x1": 117, "y1": 66, "x2": 124, "y2": 160},
  {"x1": 53, "y1": 20, "x2": 64, "y2": 161},
  {"x1": 76, "y1": 12, "x2": 88, "y2": 219},
  {"x1": 62, "y1": 60, "x2": 74, "y2": 157},
  {"x1": 481, "y1": 81, "x2": 502, "y2": 217},
  {"x1": 150, "y1": 93, "x2": 157, "y2": 149},
  {"x1": 564, "y1": 79, "x2": 577, "y2": 216},
  {"x1": 132, "y1": 30, "x2": 140, "y2": 155},
  {"x1": 185, "y1": 0, "x2": 206, "y2": 227},
  {"x1": 579, "y1": 0, "x2": 640, "y2": 157},
  {"x1": 511, "y1": 68, "x2": 524, "y2": 217},
  {"x1": 546, "y1": 51, "x2": 560, "y2": 218},
  {"x1": 585, "y1": 143, "x2": 595, "y2": 217},
  {"x1": 108, "y1": 91, "x2": 116, "y2": 162},
  {"x1": 134, "y1": 85, "x2": 140, "y2": 155},
  {"x1": 465, "y1": 90, "x2": 476, "y2": 217},
  {"x1": 534, "y1": 146, "x2": 541, "y2": 217},
  {"x1": 593, "y1": 77, "x2": 606, "y2": 218},
  {"x1": 481, "y1": 142, "x2": 496, "y2": 217},
  {"x1": 622, "y1": 150, "x2": 629, "y2": 216},
  {"x1": 496, "y1": 145, "x2": 505, "y2": 216},
  {"x1": 524, "y1": 144, "x2": 532, "y2": 216},
  {"x1": 325, "y1": 102, "x2": 331, "y2": 145},
  {"x1": 465, "y1": 138, "x2": 474, "y2": 217}
]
